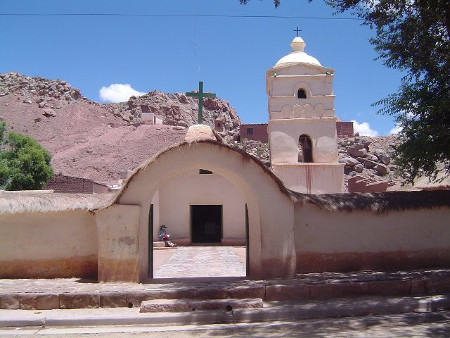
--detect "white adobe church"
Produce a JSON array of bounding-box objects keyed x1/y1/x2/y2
[{"x1": 0, "y1": 36, "x2": 449, "y2": 282}]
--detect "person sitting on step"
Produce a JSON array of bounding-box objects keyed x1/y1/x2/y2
[{"x1": 158, "y1": 224, "x2": 177, "y2": 247}]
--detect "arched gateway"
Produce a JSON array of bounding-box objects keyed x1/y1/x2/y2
[{"x1": 96, "y1": 136, "x2": 296, "y2": 282}]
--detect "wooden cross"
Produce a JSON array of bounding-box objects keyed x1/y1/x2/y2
[
  {"x1": 186, "y1": 81, "x2": 216, "y2": 124},
  {"x1": 294, "y1": 26, "x2": 302, "y2": 37}
]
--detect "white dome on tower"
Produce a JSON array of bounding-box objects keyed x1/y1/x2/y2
[{"x1": 274, "y1": 36, "x2": 322, "y2": 68}]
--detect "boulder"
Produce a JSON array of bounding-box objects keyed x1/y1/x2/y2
[
  {"x1": 42, "y1": 109, "x2": 56, "y2": 117},
  {"x1": 339, "y1": 156, "x2": 360, "y2": 168},
  {"x1": 363, "y1": 159, "x2": 378, "y2": 169},
  {"x1": 373, "y1": 149, "x2": 391, "y2": 165},
  {"x1": 348, "y1": 146, "x2": 368, "y2": 158},
  {"x1": 380, "y1": 155, "x2": 391, "y2": 165},
  {"x1": 362, "y1": 139, "x2": 372, "y2": 148},
  {"x1": 375, "y1": 164, "x2": 388, "y2": 176},
  {"x1": 354, "y1": 164, "x2": 364, "y2": 173},
  {"x1": 366, "y1": 154, "x2": 379, "y2": 162}
]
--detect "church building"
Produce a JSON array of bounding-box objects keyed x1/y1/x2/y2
[
  {"x1": 0, "y1": 36, "x2": 449, "y2": 283},
  {"x1": 267, "y1": 36, "x2": 344, "y2": 194}
]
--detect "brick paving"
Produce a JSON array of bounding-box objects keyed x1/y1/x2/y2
[{"x1": 154, "y1": 246, "x2": 246, "y2": 278}]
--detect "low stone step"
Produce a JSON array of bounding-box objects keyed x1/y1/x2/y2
[{"x1": 140, "y1": 298, "x2": 263, "y2": 313}]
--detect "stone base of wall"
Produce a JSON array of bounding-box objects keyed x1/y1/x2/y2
[
  {"x1": 296, "y1": 249, "x2": 450, "y2": 273},
  {"x1": 222, "y1": 238, "x2": 246, "y2": 246},
  {"x1": 0, "y1": 255, "x2": 97, "y2": 279}
]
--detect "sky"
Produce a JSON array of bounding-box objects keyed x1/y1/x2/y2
[{"x1": 0, "y1": 0, "x2": 404, "y2": 136}]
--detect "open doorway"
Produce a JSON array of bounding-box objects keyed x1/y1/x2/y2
[{"x1": 191, "y1": 205, "x2": 222, "y2": 243}]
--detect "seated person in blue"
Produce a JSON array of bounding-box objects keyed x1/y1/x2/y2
[{"x1": 158, "y1": 225, "x2": 177, "y2": 247}]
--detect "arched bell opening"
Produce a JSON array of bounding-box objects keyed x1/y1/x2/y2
[
  {"x1": 297, "y1": 88, "x2": 307, "y2": 99},
  {"x1": 298, "y1": 134, "x2": 313, "y2": 163}
]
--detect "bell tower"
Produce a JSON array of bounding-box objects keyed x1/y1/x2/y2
[{"x1": 267, "y1": 36, "x2": 344, "y2": 194}]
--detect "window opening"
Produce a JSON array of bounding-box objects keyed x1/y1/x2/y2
[
  {"x1": 199, "y1": 169, "x2": 213, "y2": 175},
  {"x1": 297, "y1": 89, "x2": 307, "y2": 99},
  {"x1": 247, "y1": 128, "x2": 254, "y2": 135}
]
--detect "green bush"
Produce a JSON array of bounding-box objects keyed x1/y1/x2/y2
[{"x1": 0, "y1": 121, "x2": 54, "y2": 190}]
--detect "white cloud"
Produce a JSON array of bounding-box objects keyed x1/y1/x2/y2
[
  {"x1": 99, "y1": 84, "x2": 145, "y2": 103},
  {"x1": 351, "y1": 120, "x2": 379, "y2": 137},
  {"x1": 389, "y1": 124, "x2": 402, "y2": 135}
]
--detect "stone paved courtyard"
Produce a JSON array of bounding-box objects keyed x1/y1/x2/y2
[{"x1": 153, "y1": 246, "x2": 246, "y2": 279}]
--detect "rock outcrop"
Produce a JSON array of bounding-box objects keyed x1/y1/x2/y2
[
  {"x1": 103, "y1": 91, "x2": 241, "y2": 142},
  {"x1": 338, "y1": 136, "x2": 399, "y2": 192}
]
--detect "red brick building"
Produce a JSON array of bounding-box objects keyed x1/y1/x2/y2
[
  {"x1": 239, "y1": 124, "x2": 269, "y2": 142},
  {"x1": 336, "y1": 121, "x2": 354, "y2": 137},
  {"x1": 45, "y1": 174, "x2": 94, "y2": 194}
]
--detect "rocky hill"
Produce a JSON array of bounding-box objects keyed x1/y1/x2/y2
[
  {"x1": 2, "y1": 72, "x2": 443, "y2": 192},
  {"x1": 0, "y1": 72, "x2": 240, "y2": 185}
]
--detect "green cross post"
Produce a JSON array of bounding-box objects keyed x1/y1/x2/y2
[{"x1": 186, "y1": 81, "x2": 216, "y2": 124}]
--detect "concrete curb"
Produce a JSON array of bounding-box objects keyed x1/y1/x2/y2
[
  {"x1": 1, "y1": 276, "x2": 450, "y2": 310},
  {"x1": 140, "y1": 298, "x2": 263, "y2": 312},
  {"x1": 2, "y1": 270, "x2": 450, "y2": 310},
  {"x1": 1, "y1": 295, "x2": 450, "y2": 328}
]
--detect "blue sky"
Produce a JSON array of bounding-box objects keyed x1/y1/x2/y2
[{"x1": 0, "y1": 0, "x2": 403, "y2": 136}]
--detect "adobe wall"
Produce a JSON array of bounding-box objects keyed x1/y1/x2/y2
[
  {"x1": 272, "y1": 163, "x2": 344, "y2": 194},
  {"x1": 0, "y1": 210, "x2": 97, "y2": 278},
  {"x1": 239, "y1": 122, "x2": 352, "y2": 143},
  {"x1": 268, "y1": 118, "x2": 338, "y2": 163},
  {"x1": 294, "y1": 202, "x2": 450, "y2": 272},
  {"x1": 157, "y1": 170, "x2": 246, "y2": 243},
  {"x1": 96, "y1": 204, "x2": 141, "y2": 282}
]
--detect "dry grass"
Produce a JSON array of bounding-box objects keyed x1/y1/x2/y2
[
  {"x1": 295, "y1": 190, "x2": 450, "y2": 213},
  {"x1": 0, "y1": 191, "x2": 114, "y2": 214}
]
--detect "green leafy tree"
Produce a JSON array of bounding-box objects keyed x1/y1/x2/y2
[
  {"x1": 0, "y1": 121, "x2": 54, "y2": 190},
  {"x1": 240, "y1": 0, "x2": 450, "y2": 182},
  {"x1": 326, "y1": 0, "x2": 449, "y2": 182}
]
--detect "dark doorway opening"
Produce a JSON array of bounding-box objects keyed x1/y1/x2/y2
[{"x1": 191, "y1": 205, "x2": 223, "y2": 243}]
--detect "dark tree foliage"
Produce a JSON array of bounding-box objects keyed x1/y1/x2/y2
[
  {"x1": 326, "y1": 0, "x2": 450, "y2": 182},
  {"x1": 240, "y1": 0, "x2": 450, "y2": 182},
  {"x1": 240, "y1": 0, "x2": 281, "y2": 8},
  {"x1": 0, "y1": 121, "x2": 54, "y2": 190}
]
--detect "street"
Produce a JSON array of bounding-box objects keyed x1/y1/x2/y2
[{"x1": 2, "y1": 311, "x2": 449, "y2": 337}]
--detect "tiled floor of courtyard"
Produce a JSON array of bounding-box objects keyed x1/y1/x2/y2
[{"x1": 153, "y1": 246, "x2": 247, "y2": 278}]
